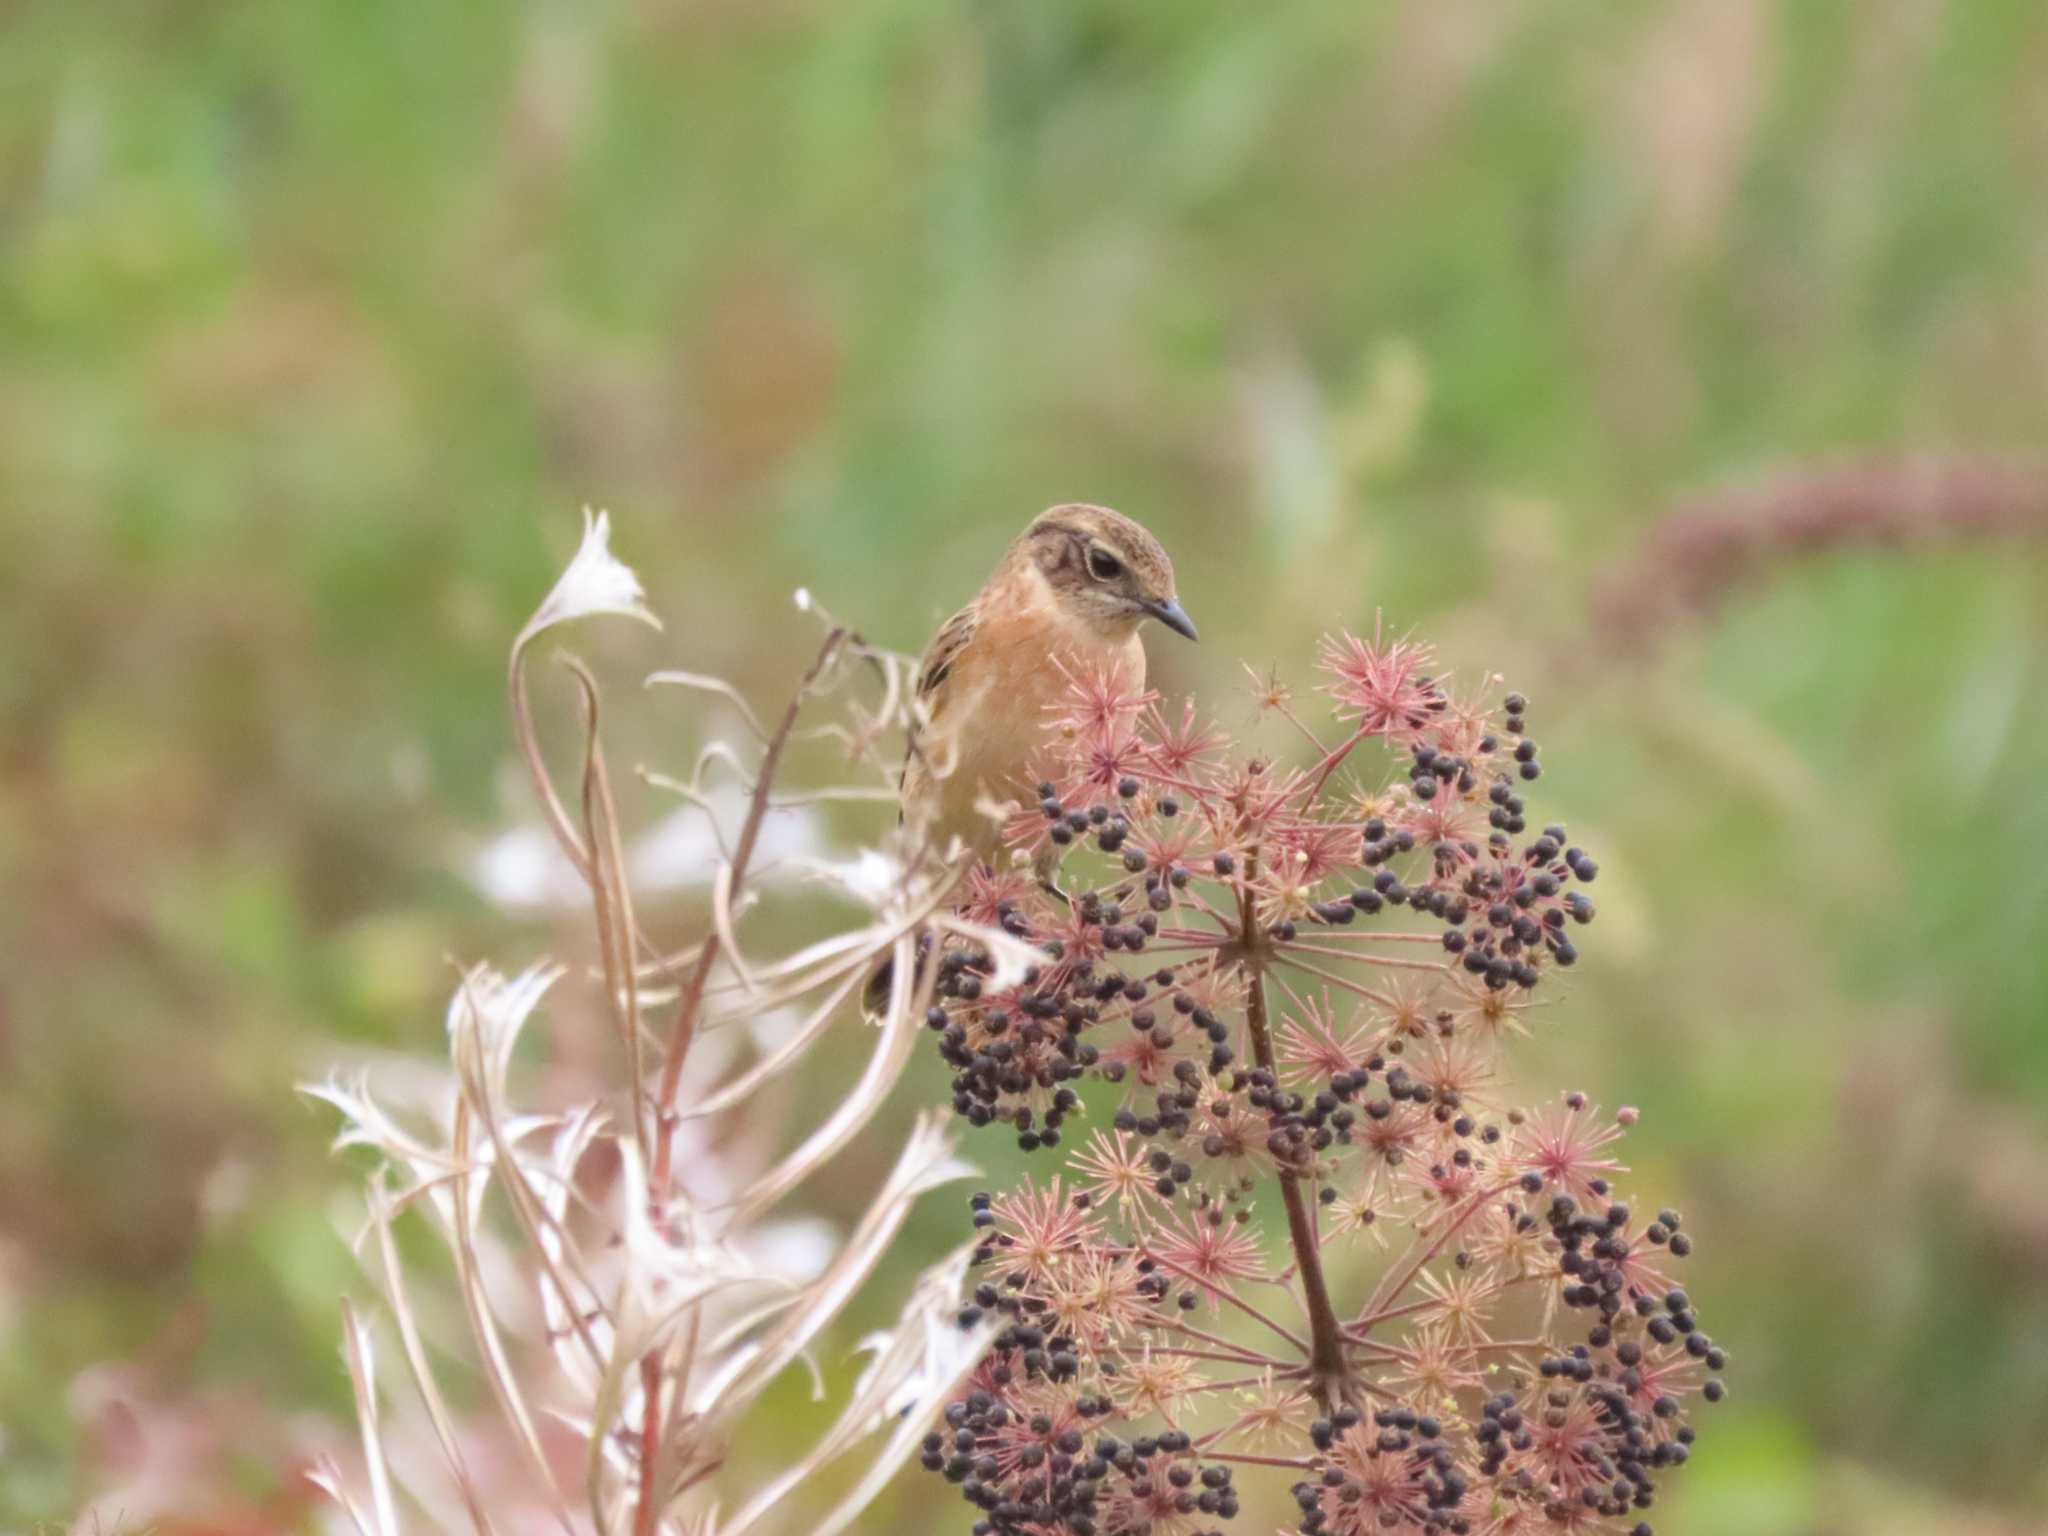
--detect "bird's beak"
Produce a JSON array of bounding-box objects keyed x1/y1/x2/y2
[{"x1": 1145, "y1": 597, "x2": 1199, "y2": 642}]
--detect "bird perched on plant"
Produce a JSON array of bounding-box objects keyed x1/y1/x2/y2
[
  {"x1": 901, "y1": 503, "x2": 1197, "y2": 861},
  {"x1": 866, "y1": 504, "x2": 1197, "y2": 1014}
]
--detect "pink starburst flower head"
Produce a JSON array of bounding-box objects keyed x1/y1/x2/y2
[
  {"x1": 1318, "y1": 625, "x2": 1442, "y2": 743},
  {"x1": 1045, "y1": 656, "x2": 1159, "y2": 741},
  {"x1": 1511, "y1": 1093, "x2": 1629, "y2": 1206}
]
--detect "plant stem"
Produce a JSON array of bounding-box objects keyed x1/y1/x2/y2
[
  {"x1": 1145, "y1": 1253, "x2": 1309, "y2": 1353},
  {"x1": 1236, "y1": 874, "x2": 1351, "y2": 1406},
  {"x1": 634, "y1": 627, "x2": 843, "y2": 1536},
  {"x1": 632, "y1": 1354, "x2": 663, "y2": 1536},
  {"x1": 1355, "y1": 1179, "x2": 1515, "y2": 1331},
  {"x1": 648, "y1": 626, "x2": 845, "y2": 1201}
]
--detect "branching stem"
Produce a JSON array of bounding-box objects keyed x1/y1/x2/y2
[
  {"x1": 1354, "y1": 1179, "x2": 1516, "y2": 1332},
  {"x1": 633, "y1": 626, "x2": 845, "y2": 1536},
  {"x1": 648, "y1": 627, "x2": 846, "y2": 1201},
  {"x1": 1235, "y1": 865, "x2": 1351, "y2": 1408}
]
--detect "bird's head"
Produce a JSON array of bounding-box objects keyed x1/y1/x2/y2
[{"x1": 1022, "y1": 503, "x2": 1198, "y2": 642}]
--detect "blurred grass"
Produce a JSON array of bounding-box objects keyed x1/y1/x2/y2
[{"x1": 4, "y1": 0, "x2": 2048, "y2": 1529}]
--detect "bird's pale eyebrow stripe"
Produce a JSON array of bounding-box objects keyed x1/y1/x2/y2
[{"x1": 1027, "y1": 518, "x2": 1087, "y2": 543}]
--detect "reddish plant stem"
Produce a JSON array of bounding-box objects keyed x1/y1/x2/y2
[
  {"x1": 1269, "y1": 952, "x2": 1399, "y2": 1009},
  {"x1": 1282, "y1": 942, "x2": 1448, "y2": 973},
  {"x1": 633, "y1": 627, "x2": 845, "y2": 1536},
  {"x1": 632, "y1": 1355, "x2": 663, "y2": 1536},
  {"x1": 1235, "y1": 873, "x2": 1350, "y2": 1405},
  {"x1": 1184, "y1": 1372, "x2": 1312, "y2": 1395},
  {"x1": 1143, "y1": 1346, "x2": 1290, "y2": 1367},
  {"x1": 1342, "y1": 1295, "x2": 1439, "y2": 1334},
  {"x1": 647, "y1": 627, "x2": 845, "y2": 1202},
  {"x1": 1299, "y1": 724, "x2": 1369, "y2": 807},
  {"x1": 1354, "y1": 1179, "x2": 1516, "y2": 1331},
  {"x1": 1143, "y1": 1253, "x2": 1308, "y2": 1353}
]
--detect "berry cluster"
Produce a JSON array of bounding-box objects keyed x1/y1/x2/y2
[
  {"x1": 908, "y1": 628, "x2": 1717, "y2": 1535},
  {"x1": 1295, "y1": 1405, "x2": 1467, "y2": 1534},
  {"x1": 921, "y1": 1379, "x2": 1240, "y2": 1536}
]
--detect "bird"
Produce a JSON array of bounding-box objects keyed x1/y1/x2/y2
[
  {"x1": 901, "y1": 503, "x2": 1197, "y2": 860},
  {"x1": 866, "y1": 504, "x2": 1196, "y2": 1015}
]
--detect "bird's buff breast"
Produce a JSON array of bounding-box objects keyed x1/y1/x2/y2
[{"x1": 909, "y1": 608, "x2": 1144, "y2": 857}]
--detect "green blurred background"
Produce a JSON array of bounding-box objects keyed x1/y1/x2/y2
[{"x1": 5, "y1": 1, "x2": 2047, "y2": 1531}]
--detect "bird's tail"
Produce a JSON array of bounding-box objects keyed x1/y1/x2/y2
[
  {"x1": 861, "y1": 936, "x2": 935, "y2": 1020},
  {"x1": 861, "y1": 951, "x2": 896, "y2": 1019}
]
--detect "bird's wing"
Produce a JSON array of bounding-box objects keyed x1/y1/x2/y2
[
  {"x1": 916, "y1": 601, "x2": 980, "y2": 710},
  {"x1": 897, "y1": 601, "x2": 980, "y2": 827}
]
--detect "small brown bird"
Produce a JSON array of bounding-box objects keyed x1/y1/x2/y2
[
  {"x1": 868, "y1": 499, "x2": 1196, "y2": 1024},
  {"x1": 899, "y1": 503, "x2": 1197, "y2": 865},
  {"x1": 866, "y1": 505, "x2": 1195, "y2": 1016}
]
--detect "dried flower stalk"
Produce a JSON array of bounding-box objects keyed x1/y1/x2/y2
[{"x1": 309, "y1": 511, "x2": 993, "y2": 1536}]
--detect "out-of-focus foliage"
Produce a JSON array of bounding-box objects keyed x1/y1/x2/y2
[{"x1": 2, "y1": 1, "x2": 2045, "y2": 1531}]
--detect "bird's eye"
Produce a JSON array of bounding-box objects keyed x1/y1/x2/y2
[{"x1": 1087, "y1": 547, "x2": 1123, "y2": 581}]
